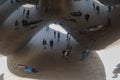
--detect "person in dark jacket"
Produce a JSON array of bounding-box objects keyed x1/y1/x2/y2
[
  {"x1": 84, "y1": 13, "x2": 90, "y2": 21},
  {"x1": 15, "y1": 20, "x2": 19, "y2": 30},
  {"x1": 42, "y1": 38, "x2": 47, "y2": 49},
  {"x1": 49, "y1": 39, "x2": 54, "y2": 49},
  {"x1": 57, "y1": 31, "x2": 60, "y2": 42},
  {"x1": 26, "y1": 9, "x2": 30, "y2": 18},
  {"x1": 96, "y1": 5, "x2": 100, "y2": 14}
]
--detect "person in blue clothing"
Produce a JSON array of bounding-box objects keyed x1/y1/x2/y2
[
  {"x1": 80, "y1": 49, "x2": 90, "y2": 60},
  {"x1": 16, "y1": 64, "x2": 38, "y2": 73}
]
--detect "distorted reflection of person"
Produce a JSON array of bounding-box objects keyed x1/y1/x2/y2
[
  {"x1": 16, "y1": 64, "x2": 38, "y2": 73},
  {"x1": 42, "y1": 38, "x2": 47, "y2": 49},
  {"x1": 0, "y1": 73, "x2": 4, "y2": 80},
  {"x1": 80, "y1": 49, "x2": 90, "y2": 61}
]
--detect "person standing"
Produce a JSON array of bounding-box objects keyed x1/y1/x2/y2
[
  {"x1": 15, "y1": 20, "x2": 19, "y2": 30},
  {"x1": 96, "y1": 5, "x2": 100, "y2": 14},
  {"x1": 84, "y1": 13, "x2": 90, "y2": 21},
  {"x1": 49, "y1": 39, "x2": 54, "y2": 49},
  {"x1": 107, "y1": 16, "x2": 112, "y2": 26},
  {"x1": 54, "y1": 30, "x2": 56, "y2": 38},
  {"x1": 57, "y1": 31, "x2": 60, "y2": 42},
  {"x1": 108, "y1": 6, "x2": 111, "y2": 13},
  {"x1": 80, "y1": 49, "x2": 90, "y2": 60},
  {"x1": 23, "y1": 8, "x2": 25, "y2": 16},
  {"x1": 35, "y1": 2, "x2": 39, "y2": 9},
  {"x1": 67, "y1": 33, "x2": 69, "y2": 41},
  {"x1": 42, "y1": 38, "x2": 47, "y2": 49},
  {"x1": 67, "y1": 33, "x2": 71, "y2": 41},
  {"x1": 26, "y1": 9, "x2": 30, "y2": 18},
  {"x1": 11, "y1": 0, "x2": 13, "y2": 4},
  {"x1": 92, "y1": 3, "x2": 95, "y2": 10}
]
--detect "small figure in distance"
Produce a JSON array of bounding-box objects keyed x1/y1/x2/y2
[
  {"x1": 11, "y1": 0, "x2": 13, "y2": 4},
  {"x1": 26, "y1": 9, "x2": 30, "y2": 19},
  {"x1": 49, "y1": 39, "x2": 54, "y2": 49},
  {"x1": 42, "y1": 38, "x2": 47, "y2": 49},
  {"x1": 57, "y1": 31, "x2": 60, "y2": 42},
  {"x1": 108, "y1": 6, "x2": 111, "y2": 13},
  {"x1": 23, "y1": 8, "x2": 25, "y2": 16},
  {"x1": 92, "y1": 3, "x2": 95, "y2": 10},
  {"x1": 96, "y1": 5, "x2": 100, "y2": 14},
  {"x1": 54, "y1": 30, "x2": 56, "y2": 38},
  {"x1": 84, "y1": 13, "x2": 90, "y2": 22},
  {"x1": 66, "y1": 33, "x2": 71, "y2": 41},
  {"x1": 80, "y1": 49, "x2": 90, "y2": 61},
  {"x1": 15, "y1": 20, "x2": 19, "y2": 30}
]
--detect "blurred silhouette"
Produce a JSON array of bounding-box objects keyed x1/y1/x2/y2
[
  {"x1": 54, "y1": 30, "x2": 56, "y2": 38},
  {"x1": 84, "y1": 13, "x2": 90, "y2": 21},
  {"x1": 108, "y1": 6, "x2": 111, "y2": 13},
  {"x1": 42, "y1": 38, "x2": 47, "y2": 49},
  {"x1": 113, "y1": 63, "x2": 120, "y2": 78},
  {"x1": 0, "y1": 73, "x2": 4, "y2": 80},
  {"x1": 57, "y1": 31, "x2": 60, "y2": 42},
  {"x1": 80, "y1": 49, "x2": 90, "y2": 60},
  {"x1": 49, "y1": 39, "x2": 54, "y2": 49},
  {"x1": 96, "y1": 6, "x2": 100, "y2": 14},
  {"x1": 92, "y1": 3, "x2": 95, "y2": 10}
]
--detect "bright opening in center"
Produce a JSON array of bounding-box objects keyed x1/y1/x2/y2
[
  {"x1": 49, "y1": 24, "x2": 67, "y2": 34},
  {"x1": 22, "y1": 4, "x2": 35, "y2": 8}
]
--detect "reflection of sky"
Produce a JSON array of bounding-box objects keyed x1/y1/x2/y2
[
  {"x1": 49, "y1": 24, "x2": 67, "y2": 34},
  {"x1": 94, "y1": 0, "x2": 104, "y2": 6},
  {"x1": 22, "y1": 4, "x2": 35, "y2": 8},
  {"x1": 97, "y1": 45, "x2": 120, "y2": 80}
]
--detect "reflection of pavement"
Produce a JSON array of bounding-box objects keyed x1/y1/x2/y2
[
  {"x1": 0, "y1": 27, "x2": 106, "y2": 80},
  {"x1": 0, "y1": 0, "x2": 108, "y2": 80},
  {"x1": 7, "y1": 49, "x2": 105, "y2": 80}
]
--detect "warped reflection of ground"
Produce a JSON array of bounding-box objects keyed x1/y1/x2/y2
[
  {"x1": 0, "y1": 0, "x2": 113, "y2": 80},
  {"x1": 0, "y1": 27, "x2": 105, "y2": 80}
]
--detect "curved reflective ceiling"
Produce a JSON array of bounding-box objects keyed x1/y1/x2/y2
[{"x1": 0, "y1": 0, "x2": 120, "y2": 53}]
